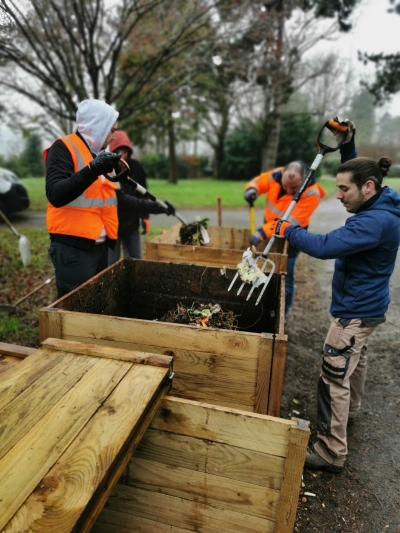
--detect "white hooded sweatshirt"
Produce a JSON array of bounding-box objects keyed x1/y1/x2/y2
[
  {"x1": 76, "y1": 99, "x2": 119, "y2": 155},
  {"x1": 75, "y1": 99, "x2": 119, "y2": 241}
]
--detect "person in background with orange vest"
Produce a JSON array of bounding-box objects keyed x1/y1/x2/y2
[
  {"x1": 45, "y1": 99, "x2": 175, "y2": 299},
  {"x1": 244, "y1": 119, "x2": 356, "y2": 317},
  {"x1": 107, "y1": 130, "x2": 149, "y2": 264}
]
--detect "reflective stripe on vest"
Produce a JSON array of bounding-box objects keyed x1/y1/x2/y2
[
  {"x1": 265, "y1": 200, "x2": 301, "y2": 226},
  {"x1": 63, "y1": 136, "x2": 116, "y2": 209}
]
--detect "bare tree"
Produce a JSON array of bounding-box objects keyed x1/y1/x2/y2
[{"x1": 0, "y1": 0, "x2": 214, "y2": 132}]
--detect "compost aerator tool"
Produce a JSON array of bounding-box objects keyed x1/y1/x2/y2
[
  {"x1": 105, "y1": 157, "x2": 188, "y2": 226},
  {"x1": 228, "y1": 119, "x2": 350, "y2": 306}
]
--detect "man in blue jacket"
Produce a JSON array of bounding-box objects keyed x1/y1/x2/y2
[{"x1": 268, "y1": 156, "x2": 400, "y2": 472}]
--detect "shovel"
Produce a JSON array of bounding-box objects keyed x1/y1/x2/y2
[
  {"x1": 249, "y1": 199, "x2": 256, "y2": 234},
  {"x1": 0, "y1": 209, "x2": 31, "y2": 266},
  {"x1": 228, "y1": 119, "x2": 349, "y2": 306},
  {"x1": 0, "y1": 276, "x2": 54, "y2": 314}
]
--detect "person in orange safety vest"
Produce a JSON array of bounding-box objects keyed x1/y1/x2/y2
[
  {"x1": 44, "y1": 99, "x2": 175, "y2": 299},
  {"x1": 244, "y1": 122, "x2": 357, "y2": 317}
]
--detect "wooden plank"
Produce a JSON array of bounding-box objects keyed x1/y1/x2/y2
[
  {"x1": 93, "y1": 509, "x2": 193, "y2": 532},
  {"x1": 254, "y1": 335, "x2": 273, "y2": 414},
  {"x1": 149, "y1": 396, "x2": 293, "y2": 456},
  {"x1": 38, "y1": 307, "x2": 63, "y2": 342},
  {"x1": 75, "y1": 378, "x2": 172, "y2": 533},
  {"x1": 5, "y1": 364, "x2": 170, "y2": 533},
  {"x1": 0, "y1": 352, "x2": 98, "y2": 461},
  {"x1": 170, "y1": 371, "x2": 255, "y2": 411},
  {"x1": 147, "y1": 244, "x2": 282, "y2": 271},
  {"x1": 125, "y1": 457, "x2": 280, "y2": 520},
  {"x1": 133, "y1": 428, "x2": 285, "y2": 489},
  {"x1": 0, "y1": 348, "x2": 72, "y2": 412},
  {"x1": 0, "y1": 357, "x2": 130, "y2": 530},
  {"x1": 277, "y1": 274, "x2": 286, "y2": 337},
  {"x1": 41, "y1": 337, "x2": 172, "y2": 367},
  {"x1": 0, "y1": 342, "x2": 36, "y2": 359},
  {"x1": 96, "y1": 485, "x2": 275, "y2": 533},
  {"x1": 0, "y1": 357, "x2": 18, "y2": 375},
  {"x1": 267, "y1": 335, "x2": 288, "y2": 418},
  {"x1": 274, "y1": 419, "x2": 310, "y2": 533},
  {"x1": 60, "y1": 312, "x2": 262, "y2": 357}
]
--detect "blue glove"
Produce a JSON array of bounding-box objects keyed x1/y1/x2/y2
[
  {"x1": 244, "y1": 187, "x2": 258, "y2": 205},
  {"x1": 249, "y1": 228, "x2": 266, "y2": 247}
]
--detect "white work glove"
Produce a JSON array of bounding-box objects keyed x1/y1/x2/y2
[{"x1": 330, "y1": 117, "x2": 355, "y2": 144}]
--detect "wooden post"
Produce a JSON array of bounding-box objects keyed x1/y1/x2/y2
[
  {"x1": 274, "y1": 418, "x2": 310, "y2": 532},
  {"x1": 217, "y1": 197, "x2": 222, "y2": 227},
  {"x1": 38, "y1": 307, "x2": 63, "y2": 342}
]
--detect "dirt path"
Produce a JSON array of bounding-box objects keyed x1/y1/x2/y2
[{"x1": 282, "y1": 197, "x2": 400, "y2": 532}]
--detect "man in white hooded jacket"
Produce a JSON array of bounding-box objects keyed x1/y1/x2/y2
[{"x1": 44, "y1": 99, "x2": 173, "y2": 298}]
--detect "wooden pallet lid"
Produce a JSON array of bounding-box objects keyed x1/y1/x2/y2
[{"x1": 0, "y1": 338, "x2": 173, "y2": 533}]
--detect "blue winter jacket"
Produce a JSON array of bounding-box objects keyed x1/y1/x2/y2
[{"x1": 284, "y1": 186, "x2": 400, "y2": 318}]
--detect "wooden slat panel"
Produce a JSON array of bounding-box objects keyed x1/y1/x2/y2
[
  {"x1": 0, "y1": 352, "x2": 98, "y2": 460},
  {"x1": 0, "y1": 342, "x2": 36, "y2": 359},
  {"x1": 93, "y1": 508, "x2": 193, "y2": 533},
  {"x1": 254, "y1": 335, "x2": 273, "y2": 414},
  {"x1": 149, "y1": 397, "x2": 293, "y2": 456},
  {"x1": 0, "y1": 358, "x2": 18, "y2": 375},
  {"x1": 0, "y1": 357, "x2": 130, "y2": 530},
  {"x1": 4, "y1": 365, "x2": 169, "y2": 533},
  {"x1": 267, "y1": 335, "x2": 288, "y2": 418},
  {"x1": 60, "y1": 312, "x2": 262, "y2": 357},
  {"x1": 41, "y1": 338, "x2": 172, "y2": 367},
  {"x1": 126, "y1": 457, "x2": 280, "y2": 520},
  {"x1": 97, "y1": 485, "x2": 275, "y2": 533},
  {"x1": 38, "y1": 307, "x2": 62, "y2": 342},
  {"x1": 0, "y1": 348, "x2": 71, "y2": 411},
  {"x1": 170, "y1": 372, "x2": 255, "y2": 411},
  {"x1": 133, "y1": 428, "x2": 285, "y2": 489},
  {"x1": 274, "y1": 420, "x2": 310, "y2": 533}
]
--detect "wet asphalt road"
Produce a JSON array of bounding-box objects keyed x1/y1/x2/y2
[
  {"x1": 1, "y1": 207, "x2": 267, "y2": 231},
  {"x1": 2, "y1": 197, "x2": 349, "y2": 233}
]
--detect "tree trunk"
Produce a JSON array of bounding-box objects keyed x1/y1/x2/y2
[
  {"x1": 213, "y1": 106, "x2": 229, "y2": 178},
  {"x1": 168, "y1": 115, "x2": 178, "y2": 184},
  {"x1": 261, "y1": 105, "x2": 281, "y2": 171},
  {"x1": 261, "y1": 0, "x2": 284, "y2": 172}
]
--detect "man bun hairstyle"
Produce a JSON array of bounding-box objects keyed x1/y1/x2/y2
[{"x1": 337, "y1": 156, "x2": 392, "y2": 191}]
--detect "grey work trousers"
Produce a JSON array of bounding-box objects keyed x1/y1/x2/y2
[{"x1": 315, "y1": 317, "x2": 380, "y2": 466}]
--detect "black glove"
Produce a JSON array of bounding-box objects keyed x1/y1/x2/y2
[
  {"x1": 244, "y1": 187, "x2": 257, "y2": 205},
  {"x1": 162, "y1": 200, "x2": 176, "y2": 216},
  {"x1": 89, "y1": 151, "x2": 122, "y2": 176},
  {"x1": 249, "y1": 229, "x2": 265, "y2": 247}
]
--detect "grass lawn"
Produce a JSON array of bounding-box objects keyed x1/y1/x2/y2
[{"x1": 22, "y1": 175, "x2": 400, "y2": 212}]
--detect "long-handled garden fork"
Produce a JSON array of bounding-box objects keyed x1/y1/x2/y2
[{"x1": 228, "y1": 119, "x2": 349, "y2": 306}]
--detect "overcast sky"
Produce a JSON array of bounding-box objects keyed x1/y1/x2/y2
[{"x1": 308, "y1": 0, "x2": 400, "y2": 114}]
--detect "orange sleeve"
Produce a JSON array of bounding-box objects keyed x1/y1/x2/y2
[
  {"x1": 289, "y1": 187, "x2": 325, "y2": 227},
  {"x1": 244, "y1": 169, "x2": 275, "y2": 195}
]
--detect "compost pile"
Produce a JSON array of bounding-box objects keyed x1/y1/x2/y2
[
  {"x1": 160, "y1": 301, "x2": 239, "y2": 329},
  {"x1": 179, "y1": 218, "x2": 210, "y2": 246}
]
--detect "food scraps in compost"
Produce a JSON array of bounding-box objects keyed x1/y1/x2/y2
[{"x1": 160, "y1": 301, "x2": 239, "y2": 329}]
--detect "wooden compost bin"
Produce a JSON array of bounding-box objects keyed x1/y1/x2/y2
[
  {"x1": 0, "y1": 337, "x2": 173, "y2": 533},
  {"x1": 39, "y1": 259, "x2": 287, "y2": 417},
  {"x1": 146, "y1": 224, "x2": 288, "y2": 272},
  {"x1": 92, "y1": 396, "x2": 310, "y2": 533}
]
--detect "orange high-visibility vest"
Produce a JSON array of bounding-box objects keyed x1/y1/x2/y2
[
  {"x1": 245, "y1": 168, "x2": 325, "y2": 234},
  {"x1": 44, "y1": 134, "x2": 118, "y2": 240}
]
